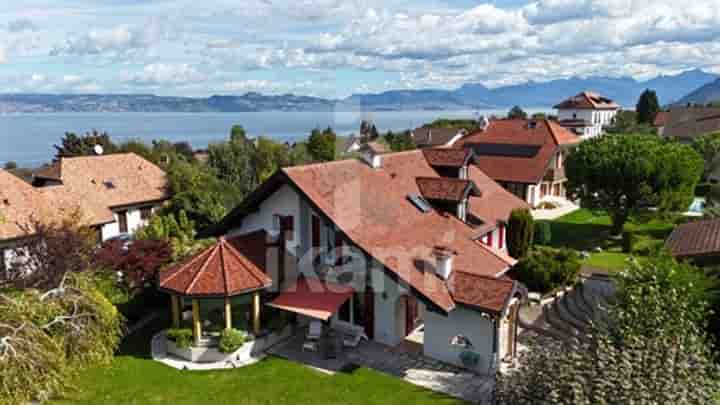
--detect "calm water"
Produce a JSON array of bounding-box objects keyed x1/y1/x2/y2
[{"x1": 0, "y1": 109, "x2": 547, "y2": 166}]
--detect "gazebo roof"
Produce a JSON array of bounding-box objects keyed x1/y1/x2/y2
[{"x1": 159, "y1": 236, "x2": 272, "y2": 297}]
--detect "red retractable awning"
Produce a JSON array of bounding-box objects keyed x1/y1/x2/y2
[{"x1": 267, "y1": 278, "x2": 354, "y2": 321}]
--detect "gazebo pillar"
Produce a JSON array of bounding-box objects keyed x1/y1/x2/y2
[
  {"x1": 253, "y1": 291, "x2": 261, "y2": 335},
  {"x1": 170, "y1": 295, "x2": 180, "y2": 328},
  {"x1": 192, "y1": 299, "x2": 202, "y2": 346},
  {"x1": 224, "y1": 297, "x2": 232, "y2": 330}
]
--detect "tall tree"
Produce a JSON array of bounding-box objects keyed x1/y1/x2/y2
[
  {"x1": 508, "y1": 105, "x2": 528, "y2": 120},
  {"x1": 254, "y1": 137, "x2": 290, "y2": 183},
  {"x1": 207, "y1": 134, "x2": 258, "y2": 197},
  {"x1": 506, "y1": 208, "x2": 534, "y2": 259},
  {"x1": 230, "y1": 125, "x2": 247, "y2": 142},
  {"x1": 307, "y1": 127, "x2": 337, "y2": 162},
  {"x1": 636, "y1": 89, "x2": 660, "y2": 124},
  {"x1": 383, "y1": 130, "x2": 416, "y2": 152},
  {"x1": 54, "y1": 130, "x2": 118, "y2": 158},
  {"x1": 566, "y1": 135, "x2": 703, "y2": 234},
  {"x1": 692, "y1": 131, "x2": 720, "y2": 180}
]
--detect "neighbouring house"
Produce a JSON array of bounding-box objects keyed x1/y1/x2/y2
[
  {"x1": 0, "y1": 169, "x2": 61, "y2": 277},
  {"x1": 410, "y1": 127, "x2": 468, "y2": 148},
  {"x1": 32, "y1": 153, "x2": 170, "y2": 242},
  {"x1": 190, "y1": 146, "x2": 529, "y2": 373},
  {"x1": 659, "y1": 106, "x2": 720, "y2": 142},
  {"x1": 454, "y1": 119, "x2": 581, "y2": 208},
  {"x1": 653, "y1": 111, "x2": 669, "y2": 136},
  {"x1": 666, "y1": 218, "x2": 720, "y2": 265},
  {"x1": 554, "y1": 91, "x2": 619, "y2": 138}
]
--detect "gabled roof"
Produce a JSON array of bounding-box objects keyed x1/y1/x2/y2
[
  {"x1": 216, "y1": 150, "x2": 524, "y2": 313},
  {"x1": 416, "y1": 177, "x2": 480, "y2": 202},
  {"x1": 448, "y1": 271, "x2": 517, "y2": 315},
  {"x1": 554, "y1": 91, "x2": 620, "y2": 110},
  {"x1": 666, "y1": 219, "x2": 720, "y2": 259},
  {"x1": 159, "y1": 235, "x2": 272, "y2": 297},
  {"x1": 36, "y1": 153, "x2": 169, "y2": 226},
  {"x1": 455, "y1": 119, "x2": 579, "y2": 184},
  {"x1": 0, "y1": 170, "x2": 60, "y2": 240}
]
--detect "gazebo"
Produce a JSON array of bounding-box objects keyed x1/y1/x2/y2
[{"x1": 158, "y1": 236, "x2": 273, "y2": 346}]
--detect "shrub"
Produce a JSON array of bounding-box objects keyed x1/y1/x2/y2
[
  {"x1": 534, "y1": 221, "x2": 552, "y2": 245},
  {"x1": 218, "y1": 328, "x2": 247, "y2": 353},
  {"x1": 507, "y1": 208, "x2": 534, "y2": 259},
  {"x1": 167, "y1": 328, "x2": 193, "y2": 349},
  {"x1": 622, "y1": 231, "x2": 636, "y2": 253},
  {"x1": 513, "y1": 247, "x2": 581, "y2": 295}
]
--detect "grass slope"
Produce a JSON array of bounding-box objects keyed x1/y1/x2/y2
[{"x1": 539, "y1": 209, "x2": 677, "y2": 271}]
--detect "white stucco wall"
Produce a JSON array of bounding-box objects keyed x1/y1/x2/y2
[
  {"x1": 370, "y1": 267, "x2": 410, "y2": 346},
  {"x1": 100, "y1": 205, "x2": 159, "y2": 241},
  {"x1": 558, "y1": 108, "x2": 617, "y2": 139},
  {"x1": 228, "y1": 184, "x2": 301, "y2": 254},
  {"x1": 424, "y1": 306, "x2": 496, "y2": 374}
]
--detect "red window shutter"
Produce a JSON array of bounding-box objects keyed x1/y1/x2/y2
[
  {"x1": 487, "y1": 232, "x2": 493, "y2": 247},
  {"x1": 311, "y1": 215, "x2": 320, "y2": 247},
  {"x1": 499, "y1": 226, "x2": 505, "y2": 250}
]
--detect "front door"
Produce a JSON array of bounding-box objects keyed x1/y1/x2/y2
[{"x1": 118, "y1": 210, "x2": 128, "y2": 234}]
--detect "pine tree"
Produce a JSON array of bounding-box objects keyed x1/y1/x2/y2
[{"x1": 636, "y1": 89, "x2": 660, "y2": 124}]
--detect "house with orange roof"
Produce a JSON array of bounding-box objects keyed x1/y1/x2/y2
[
  {"x1": 203, "y1": 145, "x2": 530, "y2": 373},
  {"x1": 555, "y1": 91, "x2": 620, "y2": 138},
  {"x1": 32, "y1": 153, "x2": 170, "y2": 242},
  {"x1": 455, "y1": 118, "x2": 581, "y2": 208}
]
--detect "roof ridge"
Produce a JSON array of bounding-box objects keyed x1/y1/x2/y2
[
  {"x1": 185, "y1": 243, "x2": 220, "y2": 294},
  {"x1": 219, "y1": 240, "x2": 229, "y2": 296},
  {"x1": 161, "y1": 244, "x2": 216, "y2": 286}
]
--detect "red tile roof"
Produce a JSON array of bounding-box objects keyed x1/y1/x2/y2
[
  {"x1": 422, "y1": 148, "x2": 472, "y2": 167},
  {"x1": 666, "y1": 219, "x2": 720, "y2": 259},
  {"x1": 36, "y1": 153, "x2": 169, "y2": 226},
  {"x1": 456, "y1": 119, "x2": 579, "y2": 184},
  {"x1": 554, "y1": 91, "x2": 620, "y2": 110},
  {"x1": 416, "y1": 177, "x2": 477, "y2": 202},
  {"x1": 449, "y1": 271, "x2": 516, "y2": 314},
  {"x1": 280, "y1": 151, "x2": 518, "y2": 312},
  {"x1": 466, "y1": 166, "x2": 530, "y2": 234},
  {"x1": 159, "y1": 236, "x2": 272, "y2": 297},
  {"x1": 0, "y1": 170, "x2": 60, "y2": 240}
]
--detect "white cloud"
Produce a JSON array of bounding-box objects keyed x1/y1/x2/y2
[{"x1": 127, "y1": 63, "x2": 206, "y2": 86}]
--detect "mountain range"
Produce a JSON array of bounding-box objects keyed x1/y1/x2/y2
[
  {"x1": 0, "y1": 69, "x2": 717, "y2": 113},
  {"x1": 675, "y1": 78, "x2": 720, "y2": 106}
]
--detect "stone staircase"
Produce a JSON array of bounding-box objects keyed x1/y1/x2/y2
[{"x1": 519, "y1": 275, "x2": 616, "y2": 344}]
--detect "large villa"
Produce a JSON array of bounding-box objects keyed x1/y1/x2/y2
[{"x1": 154, "y1": 145, "x2": 529, "y2": 375}]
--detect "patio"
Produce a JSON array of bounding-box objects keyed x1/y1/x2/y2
[{"x1": 268, "y1": 327, "x2": 495, "y2": 403}]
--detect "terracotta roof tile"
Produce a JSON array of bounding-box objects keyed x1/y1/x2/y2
[
  {"x1": 37, "y1": 153, "x2": 169, "y2": 226},
  {"x1": 416, "y1": 177, "x2": 475, "y2": 202},
  {"x1": 279, "y1": 151, "x2": 517, "y2": 312},
  {"x1": 456, "y1": 119, "x2": 578, "y2": 184},
  {"x1": 466, "y1": 166, "x2": 530, "y2": 233},
  {"x1": 554, "y1": 91, "x2": 620, "y2": 110},
  {"x1": 159, "y1": 236, "x2": 272, "y2": 297},
  {"x1": 412, "y1": 127, "x2": 466, "y2": 147},
  {"x1": 653, "y1": 111, "x2": 668, "y2": 127},
  {"x1": 666, "y1": 219, "x2": 720, "y2": 258},
  {"x1": 0, "y1": 170, "x2": 60, "y2": 240},
  {"x1": 422, "y1": 148, "x2": 472, "y2": 167},
  {"x1": 449, "y1": 271, "x2": 516, "y2": 314}
]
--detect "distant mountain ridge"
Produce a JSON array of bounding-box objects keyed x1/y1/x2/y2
[
  {"x1": 0, "y1": 69, "x2": 716, "y2": 113},
  {"x1": 675, "y1": 78, "x2": 720, "y2": 106}
]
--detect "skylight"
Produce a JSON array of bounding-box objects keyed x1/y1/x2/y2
[{"x1": 407, "y1": 194, "x2": 432, "y2": 213}]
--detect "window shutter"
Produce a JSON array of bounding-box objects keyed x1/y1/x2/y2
[
  {"x1": 280, "y1": 216, "x2": 294, "y2": 241},
  {"x1": 499, "y1": 225, "x2": 505, "y2": 250}
]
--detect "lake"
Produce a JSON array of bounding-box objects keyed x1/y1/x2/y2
[{"x1": 0, "y1": 109, "x2": 548, "y2": 166}]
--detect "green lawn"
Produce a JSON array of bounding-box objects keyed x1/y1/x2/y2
[
  {"x1": 539, "y1": 209, "x2": 677, "y2": 271},
  {"x1": 53, "y1": 319, "x2": 463, "y2": 405}
]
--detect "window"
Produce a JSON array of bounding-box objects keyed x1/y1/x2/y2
[
  {"x1": 140, "y1": 207, "x2": 152, "y2": 221},
  {"x1": 312, "y1": 215, "x2": 321, "y2": 248},
  {"x1": 117, "y1": 211, "x2": 128, "y2": 234},
  {"x1": 407, "y1": 194, "x2": 431, "y2": 213},
  {"x1": 280, "y1": 215, "x2": 294, "y2": 241},
  {"x1": 499, "y1": 225, "x2": 505, "y2": 250}
]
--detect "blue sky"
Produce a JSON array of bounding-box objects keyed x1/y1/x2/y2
[{"x1": 0, "y1": 0, "x2": 718, "y2": 98}]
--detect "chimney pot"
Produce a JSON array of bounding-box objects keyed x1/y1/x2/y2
[{"x1": 433, "y1": 246, "x2": 457, "y2": 280}]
